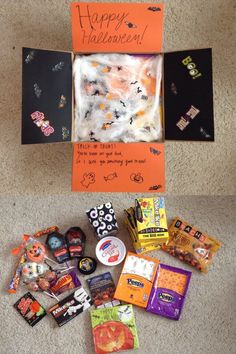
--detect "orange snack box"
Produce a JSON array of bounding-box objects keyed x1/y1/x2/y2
[{"x1": 114, "y1": 252, "x2": 159, "y2": 308}]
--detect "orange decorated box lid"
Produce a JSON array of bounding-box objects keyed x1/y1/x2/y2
[{"x1": 71, "y1": 2, "x2": 164, "y2": 53}]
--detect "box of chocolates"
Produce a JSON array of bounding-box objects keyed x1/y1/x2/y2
[{"x1": 49, "y1": 287, "x2": 92, "y2": 327}]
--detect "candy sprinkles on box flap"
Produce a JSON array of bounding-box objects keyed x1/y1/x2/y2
[{"x1": 14, "y1": 0, "x2": 218, "y2": 350}]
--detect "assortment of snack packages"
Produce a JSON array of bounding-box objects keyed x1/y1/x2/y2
[{"x1": 8, "y1": 198, "x2": 221, "y2": 354}]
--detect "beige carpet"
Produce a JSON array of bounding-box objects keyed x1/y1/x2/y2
[
  {"x1": 0, "y1": 0, "x2": 235, "y2": 195},
  {"x1": 0, "y1": 195, "x2": 235, "y2": 354}
]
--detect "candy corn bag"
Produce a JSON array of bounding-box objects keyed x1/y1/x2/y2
[{"x1": 162, "y1": 217, "x2": 221, "y2": 273}]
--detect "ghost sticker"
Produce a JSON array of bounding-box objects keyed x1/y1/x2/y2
[{"x1": 81, "y1": 172, "x2": 96, "y2": 188}]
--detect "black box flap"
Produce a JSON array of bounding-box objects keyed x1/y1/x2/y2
[
  {"x1": 164, "y1": 48, "x2": 214, "y2": 141},
  {"x1": 22, "y1": 48, "x2": 73, "y2": 144}
]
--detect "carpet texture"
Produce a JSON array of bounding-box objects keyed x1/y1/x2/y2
[
  {"x1": 0, "y1": 195, "x2": 235, "y2": 354},
  {"x1": 0, "y1": 0, "x2": 235, "y2": 195}
]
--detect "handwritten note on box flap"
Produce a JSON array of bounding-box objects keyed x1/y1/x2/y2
[
  {"x1": 72, "y1": 143, "x2": 165, "y2": 192},
  {"x1": 71, "y1": 2, "x2": 164, "y2": 53}
]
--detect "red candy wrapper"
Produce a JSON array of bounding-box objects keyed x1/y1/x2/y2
[{"x1": 33, "y1": 226, "x2": 59, "y2": 238}]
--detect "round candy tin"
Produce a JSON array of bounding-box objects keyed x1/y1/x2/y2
[
  {"x1": 96, "y1": 237, "x2": 126, "y2": 266},
  {"x1": 78, "y1": 256, "x2": 97, "y2": 275}
]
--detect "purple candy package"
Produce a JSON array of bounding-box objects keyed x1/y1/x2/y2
[
  {"x1": 50, "y1": 271, "x2": 81, "y2": 295},
  {"x1": 146, "y1": 264, "x2": 191, "y2": 320}
]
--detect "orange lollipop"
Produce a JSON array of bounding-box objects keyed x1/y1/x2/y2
[
  {"x1": 26, "y1": 242, "x2": 46, "y2": 263},
  {"x1": 26, "y1": 240, "x2": 60, "y2": 265}
]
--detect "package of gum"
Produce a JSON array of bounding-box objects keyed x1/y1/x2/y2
[
  {"x1": 146, "y1": 264, "x2": 191, "y2": 320},
  {"x1": 114, "y1": 252, "x2": 159, "y2": 308},
  {"x1": 135, "y1": 198, "x2": 169, "y2": 243}
]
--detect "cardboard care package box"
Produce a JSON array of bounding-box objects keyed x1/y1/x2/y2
[{"x1": 21, "y1": 2, "x2": 214, "y2": 192}]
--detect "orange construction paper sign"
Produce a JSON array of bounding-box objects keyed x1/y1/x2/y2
[
  {"x1": 71, "y1": 2, "x2": 164, "y2": 53},
  {"x1": 72, "y1": 142, "x2": 165, "y2": 192}
]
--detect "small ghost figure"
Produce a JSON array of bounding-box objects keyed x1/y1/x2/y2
[
  {"x1": 65, "y1": 288, "x2": 91, "y2": 316},
  {"x1": 59, "y1": 95, "x2": 67, "y2": 108},
  {"x1": 81, "y1": 172, "x2": 96, "y2": 188},
  {"x1": 21, "y1": 262, "x2": 49, "y2": 281},
  {"x1": 118, "y1": 306, "x2": 132, "y2": 322},
  {"x1": 47, "y1": 235, "x2": 63, "y2": 250}
]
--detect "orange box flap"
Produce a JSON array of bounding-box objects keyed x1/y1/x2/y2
[
  {"x1": 71, "y1": 2, "x2": 164, "y2": 53},
  {"x1": 72, "y1": 142, "x2": 165, "y2": 192}
]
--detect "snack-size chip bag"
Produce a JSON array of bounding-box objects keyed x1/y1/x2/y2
[{"x1": 162, "y1": 217, "x2": 221, "y2": 272}]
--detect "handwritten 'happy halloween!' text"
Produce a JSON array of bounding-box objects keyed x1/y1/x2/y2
[{"x1": 76, "y1": 5, "x2": 148, "y2": 45}]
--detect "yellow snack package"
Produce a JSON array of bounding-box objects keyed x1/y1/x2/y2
[
  {"x1": 124, "y1": 207, "x2": 161, "y2": 254},
  {"x1": 162, "y1": 217, "x2": 222, "y2": 273}
]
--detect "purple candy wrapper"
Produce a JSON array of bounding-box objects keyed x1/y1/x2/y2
[
  {"x1": 50, "y1": 271, "x2": 81, "y2": 295},
  {"x1": 146, "y1": 264, "x2": 191, "y2": 320}
]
